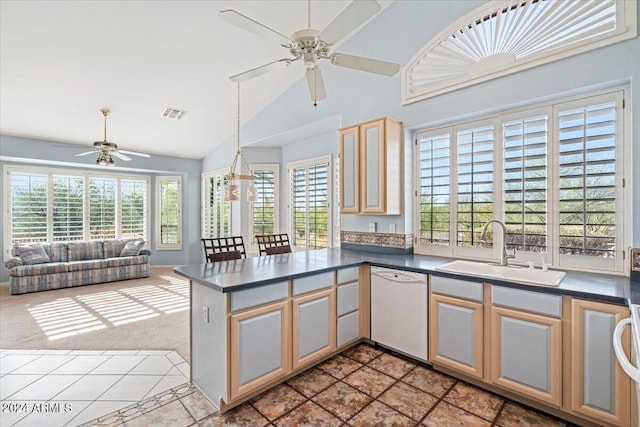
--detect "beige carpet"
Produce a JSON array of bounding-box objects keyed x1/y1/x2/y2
[{"x1": 0, "y1": 267, "x2": 190, "y2": 361}]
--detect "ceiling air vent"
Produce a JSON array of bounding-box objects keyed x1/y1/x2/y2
[{"x1": 162, "y1": 107, "x2": 187, "y2": 119}]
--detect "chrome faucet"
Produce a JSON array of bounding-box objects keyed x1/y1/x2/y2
[{"x1": 480, "y1": 219, "x2": 516, "y2": 266}]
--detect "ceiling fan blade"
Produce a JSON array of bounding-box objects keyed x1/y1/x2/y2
[
  {"x1": 219, "y1": 10, "x2": 292, "y2": 46},
  {"x1": 306, "y1": 68, "x2": 326, "y2": 105},
  {"x1": 75, "y1": 150, "x2": 97, "y2": 157},
  {"x1": 111, "y1": 152, "x2": 132, "y2": 161},
  {"x1": 119, "y1": 150, "x2": 151, "y2": 158},
  {"x1": 331, "y1": 53, "x2": 400, "y2": 76},
  {"x1": 319, "y1": 0, "x2": 381, "y2": 46},
  {"x1": 230, "y1": 59, "x2": 295, "y2": 82}
]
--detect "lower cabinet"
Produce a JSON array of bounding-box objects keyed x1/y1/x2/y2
[
  {"x1": 292, "y1": 288, "x2": 336, "y2": 369},
  {"x1": 570, "y1": 299, "x2": 631, "y2": 427},
  {"x1": 229, "y1": 301, "x2": 290, "y2": 400},
  {"x1": 489, "y1": 306, "x2": 562, "y2": 407},
  {"x1": 429, "y1": 293, "x2": 483, "y2": 379}
]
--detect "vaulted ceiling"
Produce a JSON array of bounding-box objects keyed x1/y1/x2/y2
[{"x1": 0, "y1": 1, "x2": 389, "y2": 159}]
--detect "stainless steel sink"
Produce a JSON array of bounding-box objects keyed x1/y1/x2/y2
[{"x1": 435, "y1": 260, "x2": 566, "y2": 287}]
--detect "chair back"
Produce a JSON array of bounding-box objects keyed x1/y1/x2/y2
[
  {"x1": 265, "y1": 245, "x2": 292, "y2": 255},
  {"x1": 208, "y1": 250, "x2": 242, "y2": 262},
  {"x1": 256, "y1": 233, "x2": 291, "y2": 256},
  {"x1": 202, "y1": 236, "x2": 246, "y2": 263}
]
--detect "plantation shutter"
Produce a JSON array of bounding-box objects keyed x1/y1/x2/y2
[
  {"x1": 308, "y1": 163, "x2": 329, "y2": 249},
  {"x1": 159, "y1": 179, "x2": 180, "y2": 245},
  {"x1": 417, "y1": 131, "x2": 451, "y2": 246},
  {"x1": 120, "y1": 178, "x2": 147, "y2": 239},
  {"x1": 10, "y1": 172, "x2": 48, "y2": 244},
  {"x1": 89, "y1": 177, "x2": 117, "y2": 239},
  {"x1": 456, "y1": 125, "x2": 494, "y2": 247},
  {"x1": 52, "y1": 175, "x2": 84, "y2": 242},
  {"x1": 502, "y1": 115, "x2": 548, "y2": 252},
  {"x1": 251, "y1": 169, "x2": 276, "y2": 241},
  {"x1": 291, "y1": 166, "x2": 307, "y2": 248},
  {"x1": 558, "y1": 100, "x2": 617, "y2": 259}
]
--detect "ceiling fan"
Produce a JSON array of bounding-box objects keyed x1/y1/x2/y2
[
  {"x1": 75, "y1": 109, "x2": 151, "y2": 166},
  {"x1": 219, "y1": 0, "x2": 400, "y2": 106}
]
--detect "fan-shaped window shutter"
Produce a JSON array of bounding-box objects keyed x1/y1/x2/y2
[{"x1": 402, "y1": 0, "x2": 636, "y2": 104}]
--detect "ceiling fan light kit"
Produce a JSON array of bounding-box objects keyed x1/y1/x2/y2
[
  {"x1": 75, "y1": 108, "x2": 151, "y2": 166},
  {"x1": 220, "y1": 0, "x2": 400, "y2": 106}
]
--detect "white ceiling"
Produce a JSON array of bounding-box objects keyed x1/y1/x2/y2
[{"x1": 0, "y1": 0, "x2": 388, "y2": 159}]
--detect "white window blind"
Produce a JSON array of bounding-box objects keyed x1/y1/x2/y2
[
  {"x1": 120, "y1": 178, "x2": 147, "y2": 240},
  {"x1": 417, "y1": 131, "x2": 451, "y2": 246},
  {"x1": 4, "y1": 166, "x2": 150, "y2": 258},
  {"x1": 52, "y1": 175, "x2": 84, "y2": 242},
  {"x1": 503, "y1": 115, "x2": 548, "y2": 252},
  {"x1": 9, "y1": 172, "x2": 48, "y2": 243},
  {"x1": 89, "y1": 177, "x2": 117, "y2": 240},
  {"x1": 456, "y1": 125, "x2": 494, "y2": 248},
  {"x1": 413, "y1": 89, "x2": 628, "y2": 274},
  {"x1": 157, "y1": 176, "x2": 182, "y2": 249},
  {"x1": 558, "y1": 100, "x2": 617, "y2": 259},
  {"x1": 250, "y1": 165, "x2": 278, "y2": 244},
  {"x1": 202, "y1": 170, "x2": 231, "y2": 239},
  {"x1": 289, "y1": 157, "x2": 331, "y2": 250}
]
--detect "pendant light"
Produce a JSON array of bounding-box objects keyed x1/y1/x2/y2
[{"x1": 224, "y1": 82, "x2": 256, "y2": 202}]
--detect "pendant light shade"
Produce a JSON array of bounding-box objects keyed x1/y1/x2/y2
[{"x1": 223, "y1": 82, "x2": 255, "y2": 202}]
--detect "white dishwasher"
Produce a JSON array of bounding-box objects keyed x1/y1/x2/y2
[{"x1": 370, "y1": 267, "x2": 428, "y2": 361}]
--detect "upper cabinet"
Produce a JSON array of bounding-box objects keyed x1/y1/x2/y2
[{"x1": 339, "y1": 117, "x2": 402, "y2": 215}]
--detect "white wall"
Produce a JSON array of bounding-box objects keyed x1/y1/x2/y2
[{"x1": 202, "y1": 0, "x2": 640, "y2": 246}]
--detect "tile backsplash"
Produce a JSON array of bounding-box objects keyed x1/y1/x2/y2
[{"x1": 341, "y1": 231, "x2": 413, "y2": 254}]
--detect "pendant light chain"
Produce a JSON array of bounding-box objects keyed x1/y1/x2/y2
[{"x1": 307, "y1": 0, "x2": 311, "y2": 28}]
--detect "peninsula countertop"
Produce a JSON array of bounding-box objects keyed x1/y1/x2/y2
[{"x1": 174, "y1": 248, "x2": 632, "y2": 305}]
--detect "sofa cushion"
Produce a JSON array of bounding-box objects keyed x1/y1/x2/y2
[
  {"x1": 43, "y1": 242, "x2": 68, "y2": 263},
  {"x1": 120, "y1": 240, "x2": 145, "y2": 257},
  {"x1": 13, "y1": 243, "x2": 51, "y2": 265},
  {"x1": 68, "y1": 241, "x2": 104, "y2": 261},
  {"x1": 67, "y1": 260, "x2": 109, "y2": 272},
  {"x1": 9, "y1": 262, "x2": 68, "y2": 277},
  {"x1": 105, "y1": 255, "x2": 148, "y2": 268},
  {"x1": 102, "y1": 240, "x2": 124, "y2": 258}
]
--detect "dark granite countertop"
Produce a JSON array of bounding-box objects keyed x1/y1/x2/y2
[{"x1": 174, "y1": 248, "x2": 631, "y2": 306}]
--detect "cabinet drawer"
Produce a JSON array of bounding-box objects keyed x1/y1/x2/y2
[
  {"x1": 337, "y1": 267, "x2": 359, "y2": 284},
  {"x1": 492, "y1": 286, "x2": 562, "y2": 318},
  {"x1": 337, "y1": 311, "x2": 359, "y2": 347},
  {"x1": 230, "y1": 281, "x2": 289, "y2": 312},
  {"x1": 293, "y1": 271, "x2": 335, "y2": 295},
  {"x1": 431, "y1": 276, "x2": 483, "y2": 302},
  {"x1": 337, "y1": 282, "x2": 359, "y2": 316}
]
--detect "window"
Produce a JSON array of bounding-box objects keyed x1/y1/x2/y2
[
  {"x1": 415, "y1": 89, "x2": 629, "y2": 274},
  {"x1": 403, "y1": 0, "x2": 636, "y2": 103},
  {"x1": 4, "y1": 166, "x2": 149, "y2": 259},
  {"x1": 201, "y1": 169, "x2": 232, "y2": 239},
  {"x1": 249, "y1": 165, "x2": 279, "y2": 245},
  {"x1": 156, "y1": 176, "x2": 182, "y2": 250},
  {"x1": 288, "y1": 156, "x2": 332, "y2": 250}
]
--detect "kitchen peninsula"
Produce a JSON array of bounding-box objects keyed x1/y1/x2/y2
[{"x1": 175, "y1": 248, "x2": 633, "y2": 426}]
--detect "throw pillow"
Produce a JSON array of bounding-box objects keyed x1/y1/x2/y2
[
  {"x1": 120, "y1": 240, "x2": 145, "y2": 257},
  {"x1": 14, "y1": 243, "x2": 51, "y2": 265}
]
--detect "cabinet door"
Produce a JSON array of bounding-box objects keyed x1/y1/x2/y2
[
  {"x1": 490, "y1": 306, "x2": 562, "y2": 407},
  {"x1": 230, "y1": 301, "x2": 290, "y2": 400},
  {"x1": 570, "y1": 299, "x2": 630, "y2": 427},
  {"x1": 429, "y1": 293, "x2": 483, "y2": 378},
  {"x1": 340, "y1": 126, "x2": 360, "y2": 213},
  {"x1": 292, "y1": 288, "x2": 336, "y2": 369},
  {"x1": 360, "y1": 119, "x2": 386, "y2": 213}
]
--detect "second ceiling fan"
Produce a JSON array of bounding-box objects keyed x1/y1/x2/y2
[{"x1": 219, "y1": 0, "x2": 400, "y2": 106}]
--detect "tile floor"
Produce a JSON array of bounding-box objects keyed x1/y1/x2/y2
[
  {"x1": 70, "y1": 343, "x2": 578, "y2": 427},
  {"x1": 0, "y1": 349, "x2": 189, "y2": 427}
]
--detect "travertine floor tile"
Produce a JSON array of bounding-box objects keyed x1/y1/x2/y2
[
  {"x1": 317, "y1": 355, "x2": 363, "y2": 379},
  {"x1": 377, "y1": 381, "x2": 438, "y2": 421},
  {"x1": 348, "y1": 400, "x2": 414, "y2": 427},
  {"x1": 495, "y1": 401, "x2": 566, "y2": 427},
  {"x1": 367, "y1": 353, "x2": 415, "y2": 379},
  {"x1": 402, "y1": 365, "x2": 456, "y2": 398},
  {"x1": 422, "y1": 401, "x2": 491, "y2": 427},
  {"x1": 343, "y1": 366, "x2": 396, "y2": 398},
  {"x1": 341, "y1": 344, "x2": 383, "y2": 364},
  {"x1": 273, "y1": 400, "x2": 342, "y2": 427},
  {"x1": 287, "y1": 368, "x2": 337, "y2": 398},
  {"x1": 312, "y1": 381, "x2": 372, "y2": 421},
  {"x1": 250, "y1": 383, "x2": 306, "y2": 421}
]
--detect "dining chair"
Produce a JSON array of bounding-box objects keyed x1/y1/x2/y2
[
  {"x1": 256, "y1": 233, "x2": 291, "y2": 256},
  {"x1": 202, "y1": 236, "x2": 246, "y2": 263}
]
